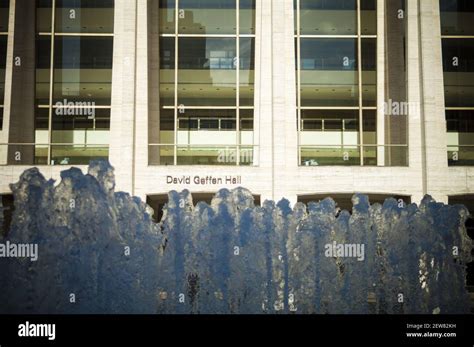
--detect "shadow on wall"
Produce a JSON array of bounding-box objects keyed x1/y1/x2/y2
[{"x1": 0, "y1": 161, "x2": 472, "y2": 314}]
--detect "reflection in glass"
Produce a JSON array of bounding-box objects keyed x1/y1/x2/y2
[
  {"x1": 178, "y1": 37, "x2": 236, "y2": 106},
  {"x1": 240, "y1": 37, "x2": 255, "y2": 107},
  {"x1": 53, "y1": 37, "x2": 113, "y2": 105},
  {"x1": 299, "y1": 0, "x2": 356, "y2": 35},
  {"x1": 35, "y1": 108, "x2": 49, "y2": 131},
  {"x1": 55, "y1": 0, "x2": 115, "y2": 33},
  {"x1": 155, "y1": 1, "x2": 255, "y2": 166},
  {"x1": 240, "y1": 0, "x2": 255, "y2": 34},
  {"x1": 361, "y1": 0, "x2": 377, "y2": 35},
  {"x1": 300, "y1": 39, "x2": 358, "y2": 107},
  {"x1": 159, "y1": 109, "x2": 175, "y2": 144},
  {"x1": 0, "y1": 0, "x2": 9, "y2": 32},
  {"x1": 179, "y1": 0, "x2": 236, "y2": 35},
  {"x1": 447, "y1": 110, "x2": 474, "y2": 133},
  {"x1": 34, "y1": 0, "x2": 114, "y2": 165},
  {"x1": 441, "y1": 1, "x2": 474, "y2": 166},
  {"x1": 362, "y1": 110, "x2": 376, "y2": 145},
  {"x1": 36, "y1": 36, "x2": 51, "y2": 105},
  {"x1": 440, "y1": 0, "x2": 474, "y2": 36},
  {"x1": 447, "y1": 110, "x2": 474, "y2": 165},
  {"x1": 362, "y1": 38, "x2": 376, "y2": 106},
  {"x1": 159, "y1": 37, "x2": 175, "y2": 107},
  {"x1": 36, "y1": 0, "x2": 52, "y2": 32},
  {"x1": 296, "y1": 0, "x2": 387, "y2": 166},
  {"x1": 442, "y1": 39, "x2": 474, "y2": 107},
  {"x1": 159, "y1": 0, "x2": 175, "y2": 34}
]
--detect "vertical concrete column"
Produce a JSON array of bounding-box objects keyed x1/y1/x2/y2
[
  {"x1": 376, "y1": 0, "x2": 385, "y2": 166},
  {"x1": 147, "y1": 0, "x2": 160, "y2": 165},
  {"x1": 133, "y1": 0, "x2": 149, "y2": 202},
  {"x1": 254, "y1": 0, "x2": 274, "y2": 203},
  {"x1": 418, "y1": 0, "x2": 449, "y2": 203},
  {"x1": 406, "y1": 0, "x2": 425, "y2": 204},
  {"x1": 0, "y1": 0, "x2": 15, "y2": 164},
  {"x1": 109, "y1": 0, "x2": 138, "y2": 194},
  {"x1": 273, "y1": 0, "x2": 298, "y2": 205},
  {"x1": 3, "y1": 0, "x2": 35, "y2": 165}
]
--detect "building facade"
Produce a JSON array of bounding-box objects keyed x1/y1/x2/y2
[{"x1": 0, "y1": 0, "x2": 473, "y2": 221}]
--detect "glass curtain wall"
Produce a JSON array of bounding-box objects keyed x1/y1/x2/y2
[
  {"x1": 35, "y1": 0, "x2": 114, "y2": 165},
  {"x1": 441, "y1": 0, "x2": 474, "y2": 166},
  {"x1": 296, "y1": 0, "x2": 377, "y2": 166},
  {"x1": 0, "y1": 0, "x2": 9, "y2": 129},
  {"x1": 153, "y1": 0, "x2": 256, "y2": 166}
]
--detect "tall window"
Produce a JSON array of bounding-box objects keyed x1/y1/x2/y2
[
  {"x1": 295, "y1": 0, "x2": 377, "y2": 166},
  {"x1": 35, "y1": 0, "x2": 114, "y2": 165},
  {"x1": 441, "y1": 0, "x2": 474, "y2": 166},
  {"x1": 0, "y1": 0, "x2": 8, "y2": 130},
  {"x1": 295, "y1": 0, "x2": 407, "y2": 167},
  {"x1": 151, "y1": 0, "x2": 256, "y2": 166}
]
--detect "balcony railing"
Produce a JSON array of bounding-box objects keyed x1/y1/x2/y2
[
  {"x1": 0, "y1": 143, "x2": 109, "y2": 166},
  {"x1": 148, "y1": 144, "x2": 258, "y2": 166},
  {"x1": 300, "y1": 144, "x2": 409, "y2": 167}
]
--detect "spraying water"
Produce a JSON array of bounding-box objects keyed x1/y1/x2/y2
[{"x1": 0, "y1": 161, "x2": 471, "y2": 314}]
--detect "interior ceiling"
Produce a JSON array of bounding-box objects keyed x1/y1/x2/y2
[{"x1": 36, "y1": 8, "x2": 114, "y2": 33}]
